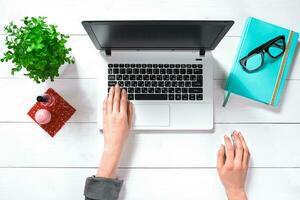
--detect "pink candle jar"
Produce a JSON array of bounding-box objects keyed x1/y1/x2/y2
[{"x1": 35, "y1": 109, "x2": 52, "y2": 125}]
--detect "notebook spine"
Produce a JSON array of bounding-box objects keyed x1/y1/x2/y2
[{"x1": 270, "y1": 30, "x2": 295, "y2": 105}]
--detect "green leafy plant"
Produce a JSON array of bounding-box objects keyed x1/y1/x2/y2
[{"x1": 1, "y1": 16, "x2": 75, "y2": 83}]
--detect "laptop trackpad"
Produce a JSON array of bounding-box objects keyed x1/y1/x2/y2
[{"x1": 134, "y1": 104, "x2": 170, "y2": 127}]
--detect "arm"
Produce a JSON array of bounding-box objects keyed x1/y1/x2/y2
[
  {"x1": 217, "y1": 131, "x2": 250, "y2": 200},
  {"x1": 84, "y1": 85, "x2": 133, "y2": 200}
]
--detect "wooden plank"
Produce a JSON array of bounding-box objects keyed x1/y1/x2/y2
[
  {"x1": 1, "y1": 79, "x2": 300, "y2": 123},
  {"x1": 0, "y1": 36, "x2": 104, "y2": 79},
  {"x1": 0, "y1": 79, "x2": 98, "y2": 122},
  {"x1": 1, "y1": 36, "x2": 299, "y2": 80},
  {"x1": 0, "y1": 0, "x2": 299, "y2": 36},
  {"x1": 214, "y1": 79, "x2": 300, "y2": 123},
  {"x1": 0, "y1": 168, "x2": 299, "y2": 200},
  {"x1": 0, "y1": 123, "x2": 300, "y2": 168}
]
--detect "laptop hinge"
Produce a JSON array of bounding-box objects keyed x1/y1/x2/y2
[
  {"x1": 105, "y1": 49, "x2": 111, "y2": 56},
  {"x1": 199, "y1": 48, "x2": 205, "y2": 56}
]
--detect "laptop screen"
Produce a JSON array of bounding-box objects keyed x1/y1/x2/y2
[{"x1": 82, "y1": 21, "x2": 234, "y2": 50}]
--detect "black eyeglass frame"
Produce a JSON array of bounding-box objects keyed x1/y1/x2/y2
[{"x1": 239, "y1": 35, "x2": 286, "y2": 73}]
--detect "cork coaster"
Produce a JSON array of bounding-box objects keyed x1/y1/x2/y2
[{"x1": 28, "y1": 88, "x2": 76, "y2": 137}]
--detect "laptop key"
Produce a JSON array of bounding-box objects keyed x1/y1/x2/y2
[
  {"x1": 189, "y1": 88, "x2": 203, "y2": 93},
  {"x1": 182, "y1": 88, "x2": 188, "y2": 93},
  {"x1": 196, "y1": 94, "x2": 203, "y2": 100},
  {"x1": 123, "y1": 75, "x2": 129, "y2": 80},
  {"x1": 168, "y1": 88, "x2": 175, "y2": 93},
  {"x1": 125, "y1": 81, "x2": 130, "y2": 87},
  {"x1": 175, "y1": 94, "x2": 181, "y2": 100},
  {"x1": 165, "y1": 81, "x2": 171, "y2": 87},
  {"x1": 108, "y1": 81, "x2": 117, "y2": 86},
  {"x1": 108, "y1": 69, "x2": 113, "y2": 74},
  {"x1": 151, "y1": 81, "x2": 158, "y2": 87},
  {"x1": 128, "y1": 94, "x2": 134, "y2": 100},
  {"x1": 192, "y1": 81, "x2": 202, "y2": 87},
  {"x1": 113, "y1": 69, "x2": 119, "y2": 74},
  {"x1": 131, "y1": 81, "x2": 137, "y2": 87},
  {"x1": 137, "y1": 75, "x2": 143, "y2": 80},
  {"x1": 138, "y1": 81, "x2": 144, "y2": 87},
  {"x1": 116, "y1": 75, "x2": 122, "y2": 80},
  {"x1": 130, "y1": 75, "x2": 136, "y2": 80},
  {"x1": 135, "y1": 88, "x2": 141, "y2": 93},
  {"x1": 145, "y1": 81, "x2": 151, "y2": 87},
  {"x1": 175, "y1": 88, "x2": 181, "y2": 93},
  {"x1": 169, "y1": 94, "x2": 175, "y2": 100},
  {"x1": 182, "y1": 94, "x2": 188, "y2": 100},
  {"x1": 142, "y1": 88, "x2": 148, "y2": 93},
  {"x1": 140, "y1": 69, "x2": 146, "y2": 74},
  {"x1": 150, "y1": 75, "x2": 156, "y2": 80},
  {"x1": 128, "y1": 88, "x2": 134, "y2": 93},
  {"x1": 118, "y1": 81, "x2": 124, "y2": 87},
  {"x1": 189, "y1": 94, "x2": 196, "y2": 100},
  {"x1": 120, "y1": 68, "x2": 126, "y2": 74},
  {"x1": 194, "y1": 69, "x2": 203, "y2": 74},
  {"x1": 155, "y1": 88, "x2": 161, "y2": 93},
  {"x1": 185, "y1": 81, "x2": 191, "y2": 87},
  {"x1": 171, "y1": 81, "x2": 177, "y2": 87},
  {"x1": 135, "y1": 94, "x2": 167, "y2": 100},
  {"x1": 162, "y1": 88, "x2": 168, "y2": 93},
  {"x1": 148, "y1": 88, "x2": 154, "y2": 93},
  {"x1": 190, "y1": 75, "x2": 196, "y2": 81},
  {"x1": 108, "y1": 75, "x2": 115, "y2": 80},
  {"x1": 170, "y1": 75, "x2": 176, "y2": 80},
  {"x1": 158, "y1": 81, "x2": 164, "y2": 87}
]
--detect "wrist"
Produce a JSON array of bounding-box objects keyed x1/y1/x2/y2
[
  {"x1": 226, "y1": 189, "x2": 247, "y2": 200},
  {"x1": 96, "y1": 148, "x2": 122, "y2": 178}
]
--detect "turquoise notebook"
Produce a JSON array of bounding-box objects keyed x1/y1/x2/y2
[{"x1": 224, "y1": 17, "x2": 299, "y2": 107}]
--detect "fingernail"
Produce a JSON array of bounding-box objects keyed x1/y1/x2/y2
[
  {"x1": 239, "y1": 132, "x2": 242, "y2": 136},
  {"x1": 224, "y1": 134, "x2": 228, "y2": 138},
  {"x1": 122, "y1": 89, "x2": 126, "y2": 94},
  {"x1": 219, "y1": 144, "x2": 223, "y2": 150},
  {"x1": 115, "y1": 84, "x2": 119, "y2": 88}
]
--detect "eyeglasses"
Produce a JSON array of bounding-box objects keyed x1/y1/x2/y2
[{"x1": 239, "y1": 35, "x2": 286, "y2": 73}]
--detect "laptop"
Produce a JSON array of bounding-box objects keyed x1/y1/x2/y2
[{"x1": 82, "y1": 20, "x2": 233, "y2": 130}]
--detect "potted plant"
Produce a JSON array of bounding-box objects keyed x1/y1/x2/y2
[{"x1": 1, "y1": 16, "x2": 75, "y2": 83}]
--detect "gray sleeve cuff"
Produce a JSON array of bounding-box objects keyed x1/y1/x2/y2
[{"x1": 84, "y1": 176, "x2": 123, "y2": 200}]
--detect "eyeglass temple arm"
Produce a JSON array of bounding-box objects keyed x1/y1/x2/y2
[{"x1": 246, "y1": 35, "x2": 285, "y2": 56}]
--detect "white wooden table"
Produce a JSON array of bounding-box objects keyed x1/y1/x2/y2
[{"x1": 0, "y1": 0, "x2": 300, "y2": 199}]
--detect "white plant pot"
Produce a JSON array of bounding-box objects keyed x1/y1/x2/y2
[{"x1": 58, "y1": 55, "x2": 75, "y2": 77}]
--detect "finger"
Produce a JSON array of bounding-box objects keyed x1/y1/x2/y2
[
  {"x1": 239, "y1": 132, "x2": 250, "y2": 168},
  {"x1": 102, "y1": 97, "x2": 107, "y2": 118},
  {"x1": 107, "y1": 86, "x2": 115, "y2": 113},
  {"x1": 113, "y1": 84, "x2": 121, "y2": 112},
  {"x1": 120, "y1": 89, "x2": 128, "y2": 113},
  {"x1": 217, "y1": 144, "x2": 225, "y2": 170},
  {"x1": 224, "y1": 134, "x2": 234, "y2": 164},
  {"x1": 128, "y1": 102, "x2": 134, "y2": 128},
  {"x1": 233, "y1": 131, "x2": 244, "y2": 165}
]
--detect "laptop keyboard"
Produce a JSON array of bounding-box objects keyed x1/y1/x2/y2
[{"x1": 108, "y1": 64, "x2": 203, "y2": 101}]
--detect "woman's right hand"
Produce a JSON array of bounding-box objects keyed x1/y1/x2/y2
[{"x1": 217, "y1": 131, "x2": 250, "y2": 200}]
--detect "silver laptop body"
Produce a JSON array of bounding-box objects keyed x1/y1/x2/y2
[{"x1": 82, "y1": 20, "x2": 234, "y2": 130}]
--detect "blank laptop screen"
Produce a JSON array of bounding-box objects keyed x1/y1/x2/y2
[{"x1": 83, "y1": 21, "x2": 233, "y2": 50}]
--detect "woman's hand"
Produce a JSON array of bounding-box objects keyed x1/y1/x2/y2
[
  {"x1": 97, "y1": 84, "x2": 133, "y2": 178},
  {"x1": 217, "y1": 131, "x2": 250, "y2": 200}
]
